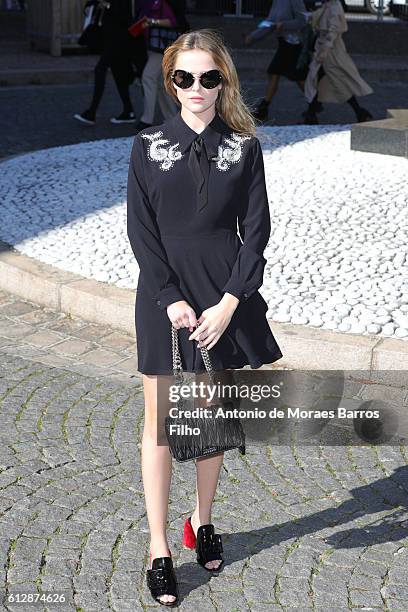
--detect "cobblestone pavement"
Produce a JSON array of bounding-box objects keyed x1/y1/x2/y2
[
  {"x1": 1, "y1": 78, "x2": 407, "y2": 160},
  {"x1": 0, "y1": 289, "x2": 407, "y2": 611}
]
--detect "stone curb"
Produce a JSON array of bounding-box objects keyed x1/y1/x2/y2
[{"x1": 1, "y1": 240, "x2": 407, "y2": 372}]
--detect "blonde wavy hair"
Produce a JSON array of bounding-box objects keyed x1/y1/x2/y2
[{"x1": 162, "y1": 29, "x2": 258, "y2": 137}]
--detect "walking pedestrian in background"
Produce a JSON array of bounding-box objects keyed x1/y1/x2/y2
[
  {"x1": 74, "y1": 0, "x2": 146, "y2": 126},
  {"x1": 302, "y1": 0, "x2": 373, "y2": 124},
  {"x1": 134, "y1": 0, "x2": 189, "y2": 132},
  {"x1": 244, "y1": 0, "x2": 309, "y2": 122}
]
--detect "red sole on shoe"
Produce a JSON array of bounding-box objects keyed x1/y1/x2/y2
[{"x1": 182, "y1": 516, "x2": 196, "y2": 549}]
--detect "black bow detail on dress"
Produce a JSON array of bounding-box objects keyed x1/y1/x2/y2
[{"x1": 187, "y1": 136, "x2": 210, "y2": 212}]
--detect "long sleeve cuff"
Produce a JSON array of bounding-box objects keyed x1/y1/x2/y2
[{"x1": 153, "y1": 285, "x2": 186, "y2": 310}]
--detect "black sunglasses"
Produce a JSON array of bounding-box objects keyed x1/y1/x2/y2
[{"x1": 171, "y1": 69, "x2": 223, "y2": 90}]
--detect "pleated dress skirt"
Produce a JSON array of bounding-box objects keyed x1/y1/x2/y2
[{"x1": 135, "y1": 228, "x2": 283, "y2": 375}]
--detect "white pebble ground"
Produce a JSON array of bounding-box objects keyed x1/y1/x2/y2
[{"x1": 1, "y1": 126, "x2": 407, "y2": 340}]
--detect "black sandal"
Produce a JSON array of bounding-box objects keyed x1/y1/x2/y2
[
  {"x1": 196, "y1": 524, "x2": 224, "y2": 572},
  {"x1": 146, "y1": 556, "x2": 179, "y2": 607}
]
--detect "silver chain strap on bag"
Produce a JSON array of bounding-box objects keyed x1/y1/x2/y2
[{"x1": 171, "y1": 322, "x2": 215, "y2": 385}]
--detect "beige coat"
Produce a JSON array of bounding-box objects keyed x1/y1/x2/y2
[{"x1": 304, "y1": 0, "x2": 373, "y2": 104}]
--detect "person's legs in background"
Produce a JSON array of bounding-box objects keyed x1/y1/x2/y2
[
  {"x1": 137, "y1": 50, "x2": 163, "y2": 129},
  {"x1": 110, "y1": 53, "x2": 136, "y2": 123},
  {"x1": 252, "y1": 73, "x2": 280, "y2": 121},
  {"x1": 302, "y1": 65, "x2": 325, "y2": 124},
  {"x1": 157, "y1": 77, "x2": 179, "y2": 121},
  {"x1": 88, "y1": 52, "x2": 111, "y2": 117},
  {"x1": 302, "y1": 66, "x2": 373, "y2": 124},
  {"x1": 346, "y1": 95, "x2": 373, "y2": 122},
  {"x1": 73, "y1": 52, "x2": 111, "y2": 125}
]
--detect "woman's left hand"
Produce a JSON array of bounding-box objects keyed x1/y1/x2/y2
[{"x1": 188, "y1": 302, "x2": 236, "y2": 350}]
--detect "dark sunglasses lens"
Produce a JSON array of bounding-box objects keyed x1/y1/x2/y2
[
  {"x1": 172, "y1": 70, "x2": 194, "y2": 89},
  {"x1": 201, "y1": 70, "x2": 222, "y2": 88}
]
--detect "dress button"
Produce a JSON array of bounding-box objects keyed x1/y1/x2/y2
[
  {"x1": 156, "y1": 300, "x2": 161, "y2": 305},
  {"x1": 243, "y1": 293, "x2": 248, "y2": 299}
]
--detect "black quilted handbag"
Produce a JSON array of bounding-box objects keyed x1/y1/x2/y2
[{"x1": 164, "y1": 323, "x2": 246, "y2": 462}]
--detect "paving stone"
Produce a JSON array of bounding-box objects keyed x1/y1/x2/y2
[
  {"x1": 46, "y1": 315, "x2": 88, "y2": 334},
  {"x1": 80, "y1": 348, "x2": 124, "y2": 367},
  {"x1": 349, "y1": 587, "x2": 385, "y2": 607},
  {"x1": 0, "y1": 301, "x2": 39, "y2": 316},
  {"x1": 17, "y1": 308, "x2": 61, "y2": 326},
  {"x1": 386, "y1": 584, "x2": 408, "y2": 599},
  {"x1": 98, "y1": 331, "x2": 135, "y2": 350},
  {"x1": 0, "y1": 320, "x2": 34, "y2": 339},
  {"x1": 23, "y1": 329, "x2": 65, "y2": 348},
  {"x1": 0, "y1": 289, "x2": 407, "y2": 609},
  {"x1": 386, "y1": 598, "x2": 408, "y2": 612},
  {"x1": 48, "y1": 338, "x2": 95, "y2": 357},
  {"x1": 111, "y1": 356, "x2": 138, "y2": 375}
]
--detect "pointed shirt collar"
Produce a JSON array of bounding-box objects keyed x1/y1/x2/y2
[{"x1": 167, "y1": 110, "x2": 232, "y2": 159}]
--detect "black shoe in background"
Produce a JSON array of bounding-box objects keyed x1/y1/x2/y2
[
  {"x1": 356, "y1": 108, "x2": 373, "y2": 123},
  {"x1": 73, "y1": 109, "x2": 96, "y2": 125},
  {"x1": 301, "y1": 110, "x2": 319, "y2": 125},
  {"x1": 252, "y1": 98, "x2": 270, "y2": 121},
  {"x1": 110, "y1": 111, "x2": 136, "y2": 124}
]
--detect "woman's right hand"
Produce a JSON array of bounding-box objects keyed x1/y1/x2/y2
[{"x1": 167, "y1": 301, "x2": 198, "y2": 333}]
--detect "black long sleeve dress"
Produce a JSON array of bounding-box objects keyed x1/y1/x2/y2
[{"x1": 127, "y1": 110, "x2": 283, "y2": 375}]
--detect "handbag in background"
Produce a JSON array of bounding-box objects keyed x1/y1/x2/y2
[
  {"x1": 128, "y1": 16, "x2": 148, "y2": 37},
  {"x1": 78, "y1": 0, "x2": 109, "y2": 52}
]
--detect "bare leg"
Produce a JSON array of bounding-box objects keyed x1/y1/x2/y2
[
  {"x1": 191, "y1": 451, "x2": 225, "y2": 569},
  {"x1": 141, "y1": 373, "x2": 175, "y2": 604}
]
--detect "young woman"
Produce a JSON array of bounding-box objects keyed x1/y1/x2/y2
[
  {"x1": 127, "y1": 28, "x2": 283, "y2": 606},
  {"x1": 302, "y1": 0, "x2": 373, "y2": 124}
]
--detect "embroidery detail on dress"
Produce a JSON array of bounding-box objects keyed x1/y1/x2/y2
[
  {"x1": 214, "y1": 133, "x2": 252, "y2": 171},
  {"x1": 141, "y1": 131, "x2": 183, "y2": 171}
]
